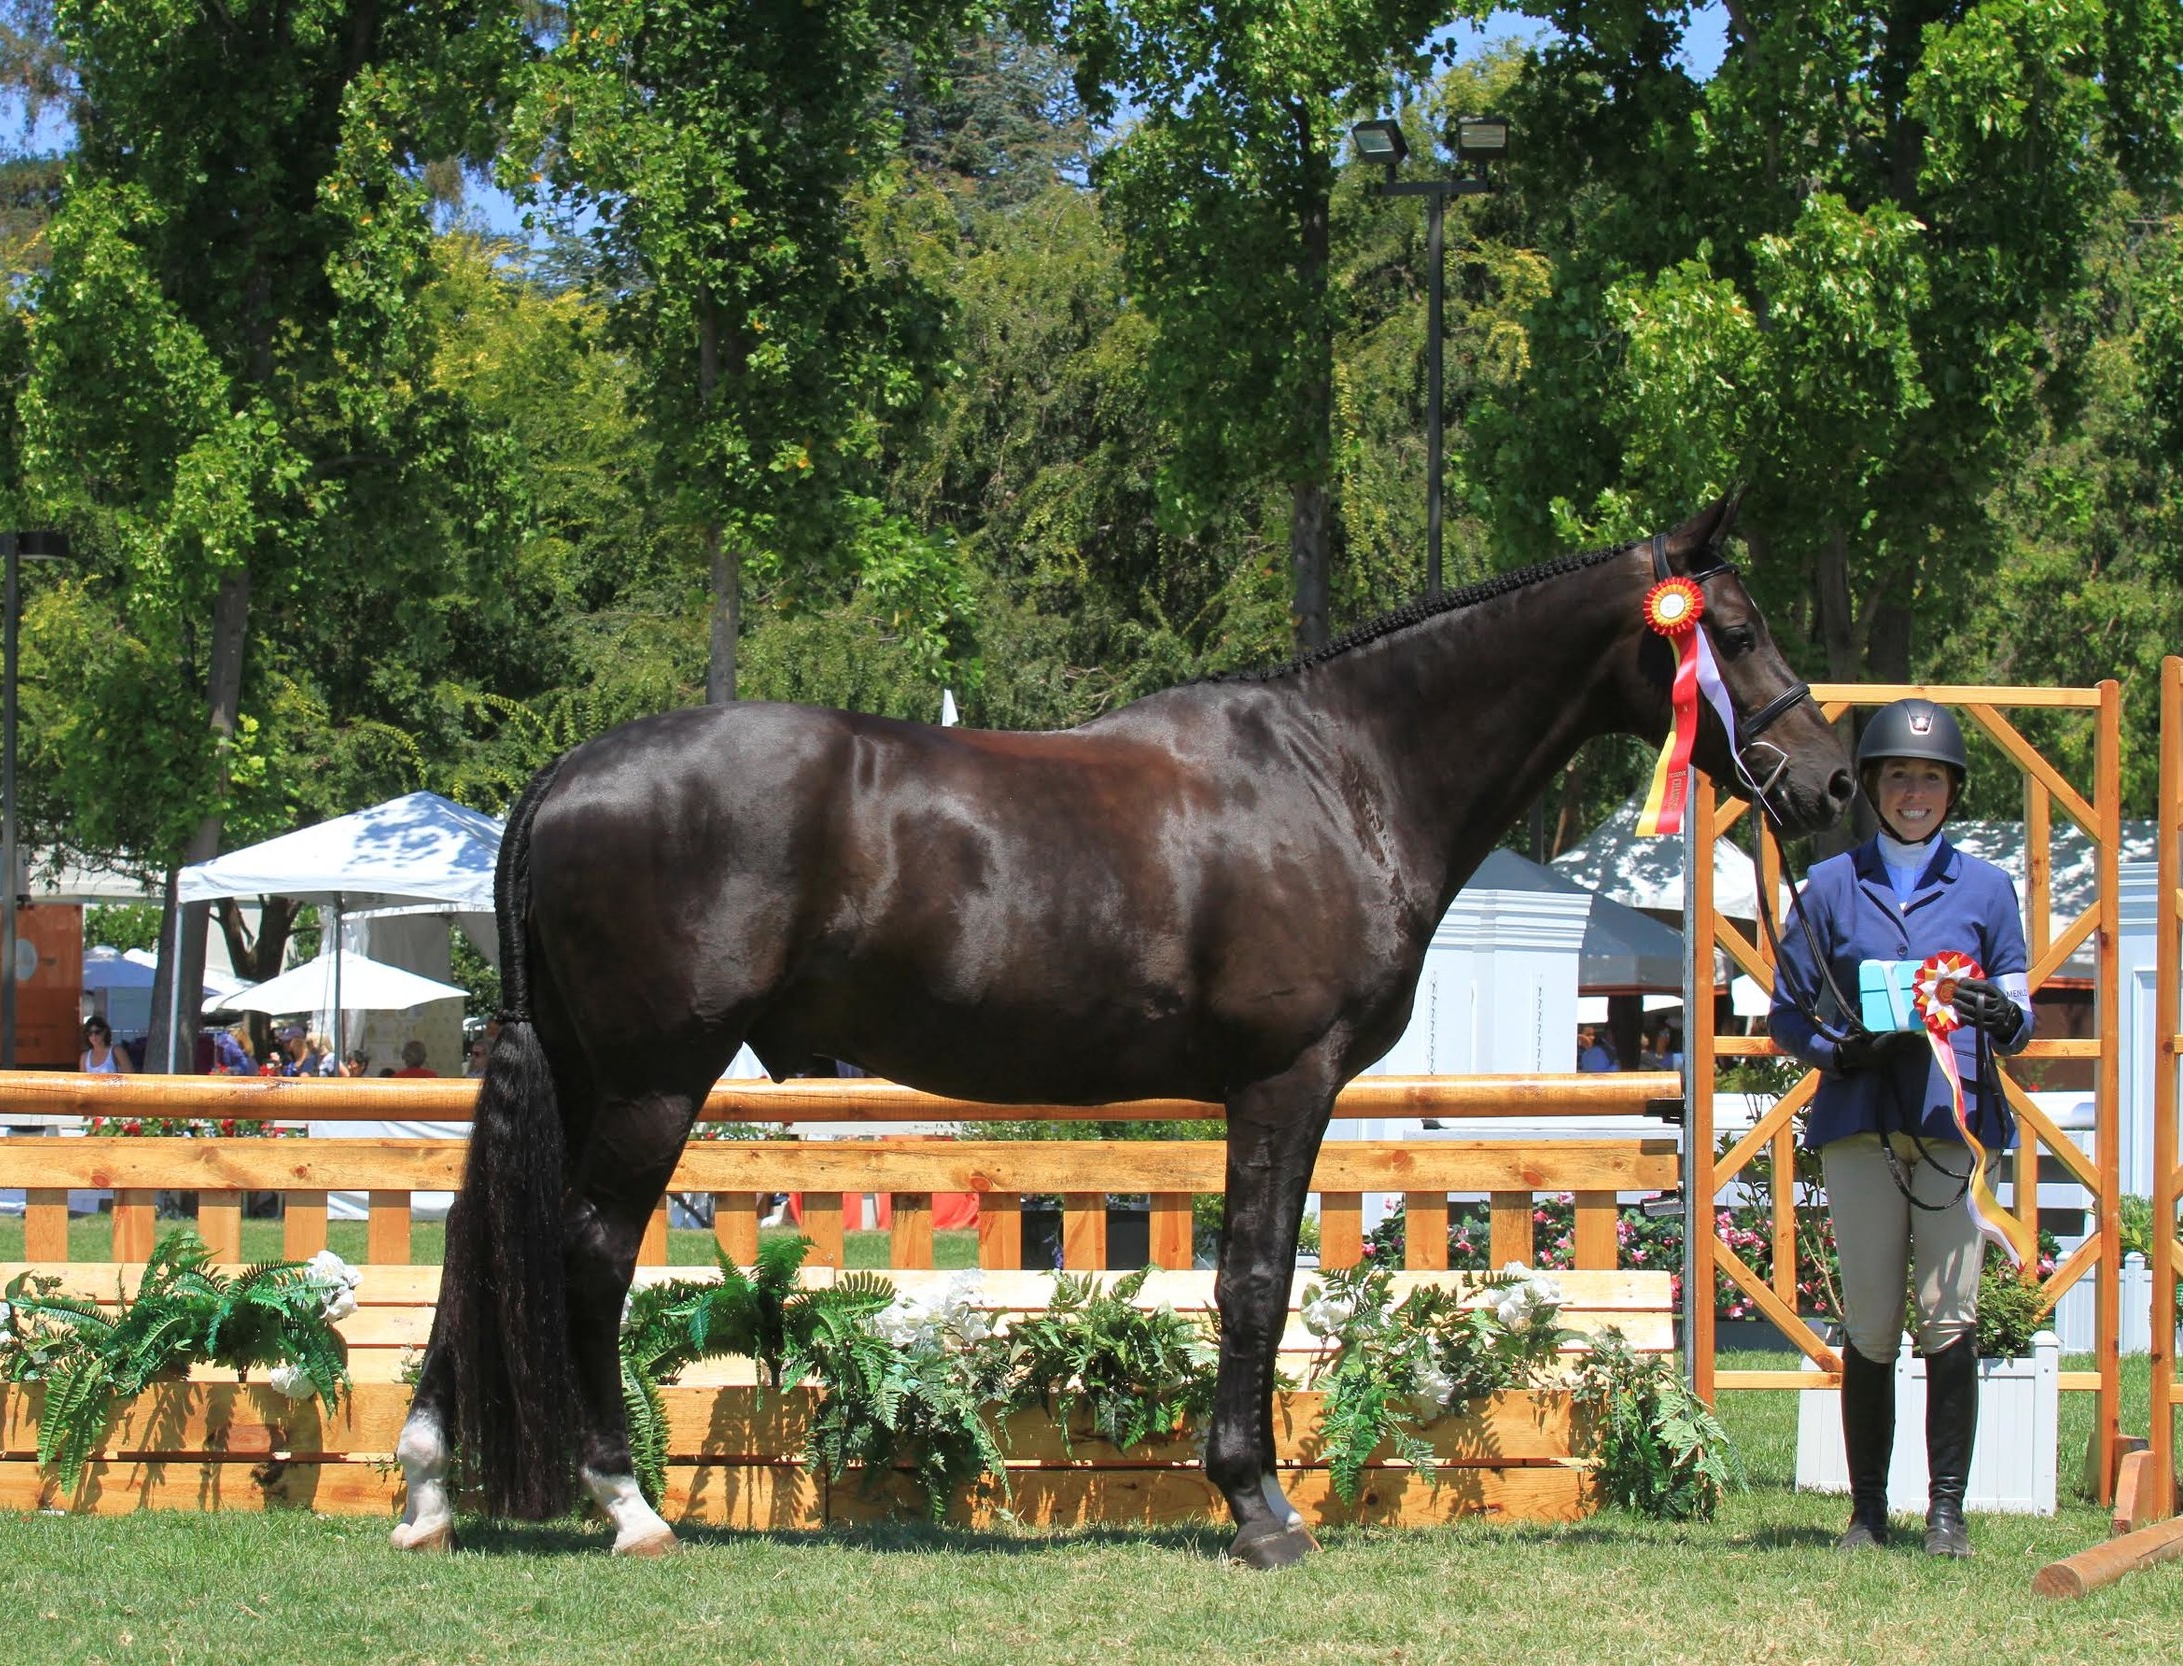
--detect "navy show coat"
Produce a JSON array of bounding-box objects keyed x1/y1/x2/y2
[{"x1": 1768, "y1": 835, "x2": 2034, "y2": 1150}]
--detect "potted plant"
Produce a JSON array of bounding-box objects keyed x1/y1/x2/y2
[{"x1": 1793, "y1": 1261, "x2": 2060, "y2": 1514}]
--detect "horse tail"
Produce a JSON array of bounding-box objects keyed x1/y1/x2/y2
[{"x1": 438, "y1": 753, "x2": 581, "y2": 1520}]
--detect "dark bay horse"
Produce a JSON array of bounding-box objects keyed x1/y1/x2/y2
[{"x1": 390, "y1": 499, "x2": 1852, "y2": 1566}]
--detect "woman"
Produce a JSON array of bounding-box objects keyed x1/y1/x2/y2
[
  {"x1": 80, "y1": 1017, "x2": 134, "y2": 1074},
  {"x1": 1770, "y1": 698, "x2": 2034, "y2": 1558}
]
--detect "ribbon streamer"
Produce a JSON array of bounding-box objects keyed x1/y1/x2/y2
[
  {"x1": 1913, "y1": 952, "x2": 2038, "y2": 1268},
  {"x1": 1636, "y1": 580, "x2": 1736, "y2": 838}
]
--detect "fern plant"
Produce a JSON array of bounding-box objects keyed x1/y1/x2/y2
[
  {"x1": 1004, "y1": 1266, "x2": 1217, "y2": 1454},
  {"x1": 796, "y1": 1274, "x2": 1013, "y2": 1521},
  {"x1": 1301, "y1": 1263, "x2": 1573, "y2": 1505},
  {"x1": 1, "y1": 1231, "x2": 352, "y2": 1491},
  {"x1": 1572, "y1": 1329, "x2": 1741, "y2": 1521}
]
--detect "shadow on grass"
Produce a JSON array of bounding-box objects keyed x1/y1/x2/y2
[{"x1": 445, "y1": 1516, "x2": 1233, "y2": 1562}]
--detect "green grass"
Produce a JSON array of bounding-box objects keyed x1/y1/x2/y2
[
  {"x1": 0, "y1": 1214, "x2": 979, "y2": 1270},
  {"x1": 2, "y1": 1353, "x2": 2178, "y2": 1664}
]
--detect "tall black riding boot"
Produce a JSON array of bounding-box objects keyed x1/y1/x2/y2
[
  {"x1": 1922, "y1": 1335, "x2": 1978, "y2": 1558},
  {"x1": 1836, "y1": 1343, "x2": 1895, "y2": 1551}
]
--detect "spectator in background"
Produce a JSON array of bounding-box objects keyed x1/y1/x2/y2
[
  {"x1": 212, "y1": 1024, "x2": 254, "y2": 1075},
  {"x1": 80, "y1": 1017, "x2": 134, "y2": 1074},
  {"x1": 340, "y1": 1049, "x2": 371, "y2": 1077},
  {"x1": 1575, "y1": 1024, "x2": 1617, "y2": 1072},
  {"x1": 463, "y1": 1037, "x2": 490, "y2": 1078},
  {"x1": 393, "y1": 1039, "x2": 436, "y2": 1078}
]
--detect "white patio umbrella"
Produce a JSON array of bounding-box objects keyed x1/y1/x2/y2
[{"x1": 226, "y1": 949, "x2": 466, "y2": 1018}]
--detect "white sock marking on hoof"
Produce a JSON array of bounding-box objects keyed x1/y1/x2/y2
[
  {"x1": 584, "y1": 1468, "x2": 677, "y2": 1555},
  {"x1": 391, "y1": 1410, "x2": 454, "y2": 1551},
  {"x1": 1261, "y1": 1474, "x2": 1303, "y2": 1530}
]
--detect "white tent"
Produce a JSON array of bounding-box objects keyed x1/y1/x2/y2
[
  {"x1": 1551, "y1": 794, "x2": 1787, "y2": 920},
  {"x1": 1469, "y1": 849, "x2": 1689, "y2": 993},
  {"x1": 178, "y1": 791, "x2": 501, "y2": 915},
  {"x1": 226, "y1": 949, "x2": 466, "y2": 1018},
  {"x1": 172, "y1": 792, "x2": 503, "y2": 1064}
]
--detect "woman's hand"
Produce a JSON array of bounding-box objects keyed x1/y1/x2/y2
[
  {"x1": 1949, "y1": 977, "x2": 2022, "y2": 1037},
  {"x1": 1833, "y1": 1028, "x2": 1929, "y2": 1072}
]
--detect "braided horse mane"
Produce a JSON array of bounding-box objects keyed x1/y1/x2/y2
[{"x1": 1206, "y1": 540, "x2": 1634, "y2": 685}]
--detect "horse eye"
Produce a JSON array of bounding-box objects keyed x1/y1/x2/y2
[{"x1": 1717, "y1": 625, "x2": 1756, "y2": 657}]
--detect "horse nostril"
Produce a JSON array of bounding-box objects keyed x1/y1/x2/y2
[{"x1": 1827, "y1": 769, "x2": 1855, "y2": 805}]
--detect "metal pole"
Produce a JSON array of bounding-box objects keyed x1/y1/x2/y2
[
  {"x1": 164, "y1": 888, "x2": 182, "y2": 1073},
  {"x1": 333, "y1": 894, "x2": 344, "y2": 1064},
  {"x1": 1, "y1": 532, "x2": 17, "y2": 1069},
  {"x1": 1426, "y1": 189, "x2": 1444, "y2": 600}
]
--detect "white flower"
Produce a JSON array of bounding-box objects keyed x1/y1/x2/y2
[
  {"x1": 0, "y1": 1298, "x2": 12, "y2": 1329},
  {"x1": 1415, "y1": 1364, "x2": 1457, "y2": 1407},
  {"x1": 1526, "y1": 1272, "x2": 1564, "y2": 1310},
  {"x1": 321, "y1": 1285, "x2": 358, "y2": 1322},
  {"x1": 1298, "y1": 1285, "x2": 1356, "y2": 1338},
  {"x1": 306, "y1": 1249, "x2": 361, "y2": 1291},
  {"x1": 267, "y1": 1361, "x2": 314, "y2": 1402}
]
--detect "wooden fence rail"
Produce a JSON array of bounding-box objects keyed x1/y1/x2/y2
[
  {"x1": 0, "y1": 1069, "x2": 1677, "y2": 1279},
  {"x1": 0, "y1": 1070, "x2": 1680, "y2": 1124}
]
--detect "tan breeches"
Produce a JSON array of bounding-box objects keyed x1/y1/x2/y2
[{"x1": 1820, "y1": 1131, "x2": 1989, "y2": 1361}]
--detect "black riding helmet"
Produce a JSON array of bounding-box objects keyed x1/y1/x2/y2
[{"x1": 1855, "y1": 698, "x2": 1967, "y2": 833}]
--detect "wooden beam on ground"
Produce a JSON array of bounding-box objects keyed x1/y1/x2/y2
[{"x1": 2033, "y1": 1515, "x2": 2183, "y2": 1600}]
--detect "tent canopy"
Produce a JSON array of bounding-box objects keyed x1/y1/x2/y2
[
  {"x1": 227, "y1": 949, "x2": 466, "y2": 1017},
  {"x1": 177, "y1": 791, "x2": 502, "y2": 912},
  {"x1": 1469, "y1": 849, "x2": 1687, "y2": 994}
]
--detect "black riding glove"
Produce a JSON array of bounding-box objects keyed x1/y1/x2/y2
[
  {"x1": 1832, "y1": 1028, "x2": 1929, "y2": 1073},
  {"x1": 1949, "y1": 977, "x2": 2022, "y2": 1038}
]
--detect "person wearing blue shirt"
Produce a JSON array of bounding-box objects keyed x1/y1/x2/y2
[
  {"x1": 1575, "y1": 1024, "x2": 1618, "y2": 1072},
  {"x1": 1769, "y1": 699, "x2": 2033, "y2": 1559}
]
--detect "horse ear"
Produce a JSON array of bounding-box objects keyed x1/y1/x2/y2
[{"x1": 1664, "y1": 490, "x2": 1744, "y2": 562}]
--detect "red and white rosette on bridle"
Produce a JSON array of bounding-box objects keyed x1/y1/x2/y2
[
  {"x1": 1635, "y1": 578, "x2": 1738, "y2": 837},
  {"x1": 1911, "y1": 951, "x2": 2036, "y2": 1268}
]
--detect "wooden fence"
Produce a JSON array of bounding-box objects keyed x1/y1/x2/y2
[
  {"x1": 1689, "y1": 682, "x2": 2124, "y2": 1499},
  {"x1": 0, "y1": 1071, "x2": 1676, "y2": 1281},
  {"x1": 0, "y1": 1072, "x2": 1679, "y2": 1524}
]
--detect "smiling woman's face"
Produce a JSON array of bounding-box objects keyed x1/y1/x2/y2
[{"x1": 1873, "y1": 758, "x2": 1953, "y2": 839}]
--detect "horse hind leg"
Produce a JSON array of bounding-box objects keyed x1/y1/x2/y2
[
  {"x1": 1208, "y1": 1063, "x2": 1337, "y2": 1569},
  {"x1": 564, "y1": 1082, "x2": 712, "y2": 1556},
  {"x1": 389, "y1": 1345, "x2": 456, "y2": 1552}
]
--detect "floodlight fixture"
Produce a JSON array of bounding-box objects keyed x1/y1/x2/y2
[
  {"x1": 1349, "y1": 119, "x2": 1407, "y2": 166},
  {"x1": 1452, "y1": 115, "x2": 1510, "y2": 162}
]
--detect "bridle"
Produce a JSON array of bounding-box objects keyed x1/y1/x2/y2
[
  {"x1": 1651, "y1": 534, "x2": 1999, "y2": 1212},
  {"x1": 1649, "y1": 532, "x2": 1813, "y2": 830}
]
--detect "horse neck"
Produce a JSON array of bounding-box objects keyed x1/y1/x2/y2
[{"x1": 1313, "y1": 551, "x2": 1656, "y2": 908}]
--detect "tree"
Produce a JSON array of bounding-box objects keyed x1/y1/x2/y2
[
  {"x1": 1045, "y1": 0, "x2": 1456, "y2": 651},
  {"x1": 1472, "y1": 0, "x2": 2183, "y2": 700},
  {"x1": 512, "y1": 0, "x2": 972, "y2": 703},
  {"x1": 12, "y1": 2, "x2": 528, "y2": 1065}
]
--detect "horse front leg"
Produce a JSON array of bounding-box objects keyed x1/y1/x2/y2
[{"x1": 1210, "y1": 1065, "x2": 1337, "y2": 1569}]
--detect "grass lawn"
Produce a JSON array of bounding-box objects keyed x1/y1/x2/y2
[{"x1": 2, "y1": 1352, "x2": 2178, "y2": 1664}]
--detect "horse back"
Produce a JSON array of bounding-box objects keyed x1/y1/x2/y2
[{"x1": 524, "y1": 697, "x2": 1431, "y2": 1102}]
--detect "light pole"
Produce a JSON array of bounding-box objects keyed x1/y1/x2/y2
[
  {"x1": 1350, "y1": 115, "x2": 1510, "y2": 599},
  {"x1": 2, "y1": 529, "x2": 71, "y2": 1068}
]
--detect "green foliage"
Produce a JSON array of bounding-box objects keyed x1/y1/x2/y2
[
  {"x1": 1573, "y1": 1329, "x2": 1740, "y2": 1523},
  {"x1": 1298, "y1": 1261, "x2": 1571, "y2": 1505},
  {"x1": 1, "y1": 1231, "x2": 353, "y2": 1492},
  {"x1": 1976, "y1": 1258, "x2": 2052, "y2": 1360},
  {"x1": 1003, "y1": 1265, "x2": 1217, "y2": 1453},
  {"x1": 797, "y1": 1274, "x2": 1013, "y2": 1522}
]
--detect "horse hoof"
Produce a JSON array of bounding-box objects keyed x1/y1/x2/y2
[
  {"x1": 390, "y1": 1520, "x2": 454, "y2": 1553},
  {"x1": 1228, "y1": 1519, "x2": 1317, "y2": 1570},
  {"x1": 615, "y1": 1528, "x2": 680, "y2": 1558}
]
